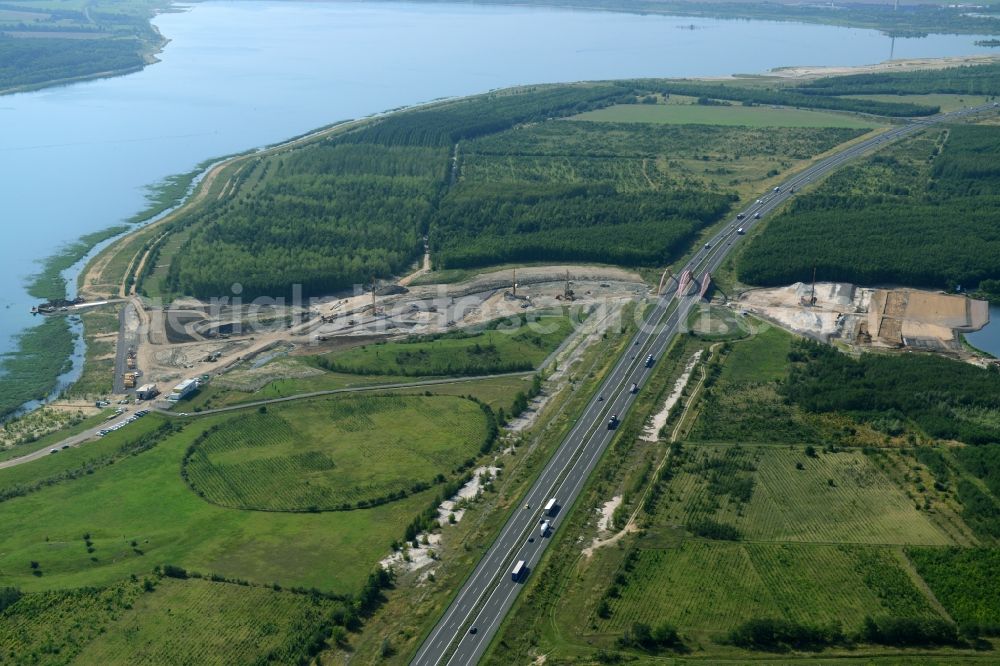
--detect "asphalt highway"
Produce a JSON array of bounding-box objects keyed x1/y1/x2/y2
[{"x1": 410, "y1": 103, "x2": 999, "y2": 666}]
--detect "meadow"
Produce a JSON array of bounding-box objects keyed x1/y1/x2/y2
[
  {"x1": 0, "y1": 576, "x2": 343, "y2": 665},
  {"x1": 594, "y1": 542, "x2": 936, "y2": 640},
  {"x1": 185, "y1": 395, "x2": 490, "y2": 511},
  {"x1": 491, "y1": 321, "x2": 997, "y2": 662},
  {"x1": 309, "y1": 313, "x2": 573, "y2": 377},
  {"x1": 181, "y1": 364, "x2": 529, "y2": 413},
  {"x1": 655, "y1": 444, "x2": 951, "y2": 545},
  {"x1": 0, "y1": 382, "x2": 506, "y2": 596},
  {"x1": 65, "y1": 305, "x2": 119, "y2": 399}
]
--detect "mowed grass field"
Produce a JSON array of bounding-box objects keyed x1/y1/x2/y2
[
  {"x1": 0, "y1": 384, "x2": 505, "y2": 595},
  {"x1": 571, "y1": 102, "x2": 878, "y2": 129},
  {"x1": 593, "y1": 542, "x2": 937, "y2": 640},
  {"x1": 186, "y1": 395, "x2": 489, "y2": 511},
  {"x1": 1, "y1": 577, "x2": 339, "y2": 665}
]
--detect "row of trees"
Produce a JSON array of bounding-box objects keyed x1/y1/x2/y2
[
  {"x1": 800, "y1": 62, "x2": 1000, "y2": 97},
  {"x1": 654, "y1": 81, "x2": 939, "y2": 116},
  {"x1": 728, "y1": 615, "x2": 961, "y2": 651}
]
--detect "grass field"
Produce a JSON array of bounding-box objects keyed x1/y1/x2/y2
[
  {"x1": 0, "y1": 577, "x2": 342, "y2": 665},
  {"x1": 572, "y1": 102, "x2": 878, "y2": 129},
  {"x1": 310, "y1": 313, "x2": 572, "y2": 377},
  {"x1": 0, "y1": 389, "x2": 497, "y2": 595},
  {"x1": 688, "y1": 327, "x2": 824, "y2": 443},
  {"x1": 843, "y1": 94, "x2": 991, "y2": 113},
  {"x1": 593, "y1": 542, "x2": 937, "y2": 640},
  {"x1": 657, "y1": 445, "x2": 951, "y2": 545},
  {"x1": 180, "y1": 363, "x2": 529, "y2": 413},
  {"x1": 491, "y1": 317, "x2": 993, "y2": 663},
  {"x1": 186, "y1": 395, "x2": 489, "y2": 511}
]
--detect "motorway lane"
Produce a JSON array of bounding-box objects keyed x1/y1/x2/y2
[{"x1": 412, "y1": 103, "x2": 999, "y2": 666}]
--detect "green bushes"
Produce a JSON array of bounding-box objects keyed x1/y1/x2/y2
[
  {"x1": 909, "y1": 548, "x2": 1000, "y2": 633},
  {"x1": 0, "y1": 587, "x2": 21, "y2": 614},
  {"x1": 859, "y1": 615, "x2": 959, "y2": 647},
  {"x1": 728, "y1": 615, "x2": 960, "y2": 651},
  {"x1": 687, "y1": 518, "x2": 741, "y2": 541},
  {"x1": 728, "y1": 617, "x2": 843, "y2": 651},
  {"x1": 616, "y1": 621, "x2": 683, "y2": 651}
]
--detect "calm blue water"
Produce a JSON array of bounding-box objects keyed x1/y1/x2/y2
[
  {"x1": 1, "y1": 0, "x2": 997, "y2": 376},
  {"x1": 967, "y1": 304, "x2": 1000, "y2": 357}
]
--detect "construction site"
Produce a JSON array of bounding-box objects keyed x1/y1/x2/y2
[
  {"x1": 103, "y1": 265, "x2": 648, "y2": 403},
  {"x1": 738, "y1": 280, "x2": 991, "y2": 360}
]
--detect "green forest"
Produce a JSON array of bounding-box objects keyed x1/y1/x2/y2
[
  {"x1": 784, "y1": 338, "x2": 1000, "y2": 444},
  {"x1": 430, "y1": 121, "x2": 860, "y2": 269},
  {"x1": 155, "y1": 66, "x2": 1000, "y2": 300},
  {"x1": 799, "y1": 62, "x2": 1000, "y2": 98},
  {"x1": 0, "y1": 1, "x2": 165, "y2": 92},
  {"x1": 738, "y1": 124, "x2": 1000, "y2": 290},
  {"x1": 167, "y1": 144, "x2": 446, "y2": 299},
  {"x1": 158, "y1": 82, "x2": 871, "y2": 298},
  {"x1": 163, "y1": 85, "x2": 646, "y2": 299}
]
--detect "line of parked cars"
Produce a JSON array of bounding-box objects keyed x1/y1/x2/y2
[{"x1": 97, "y1": 409, "x2": 150, "y2": 437}]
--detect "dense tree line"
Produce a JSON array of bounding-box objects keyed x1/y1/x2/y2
[
  {"x1": 784, "y1": 339, "x2": 1000, "y2": 444},
  {"x1": 0, "y1": 36, "x2": 145, "y2": 90},
  {"x1": 799, "y1": 62, "x2": 1000, "y2": 97},
  {"x1": 727, "y1": 615, "x2": 960, "y2": 651},
  {"x1": 656, "y1": 81, "x2": 938, "y2": 116},
  {"x1": 341, "y1": 84, "x2": 633, "y2": 147},
  {"x1": 739, "y1": 125, "x2": 1000, "y2": 291}
]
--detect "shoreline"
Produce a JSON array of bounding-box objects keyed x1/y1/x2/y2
[{"x1": 3, "y1": 1, "x2": 999, "y2": 99}]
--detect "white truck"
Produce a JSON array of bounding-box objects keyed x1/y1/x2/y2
[
  {"x1": 540, "y1": 520, "x2": 551, "y2": 537},
  {"x1": 544, "y1": 497, "x2": 558, "y2": 516},
  {"x1": 511, "y1": 560, "x2": 526, "y2": 582}
]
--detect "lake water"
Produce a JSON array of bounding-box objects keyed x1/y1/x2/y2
[
  {"x1": 967, "y1": 304, "x2": 1000, "y2": 357},
  {"x1": 1, "y1": 0, "x2": 997, "y2": 389}
]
